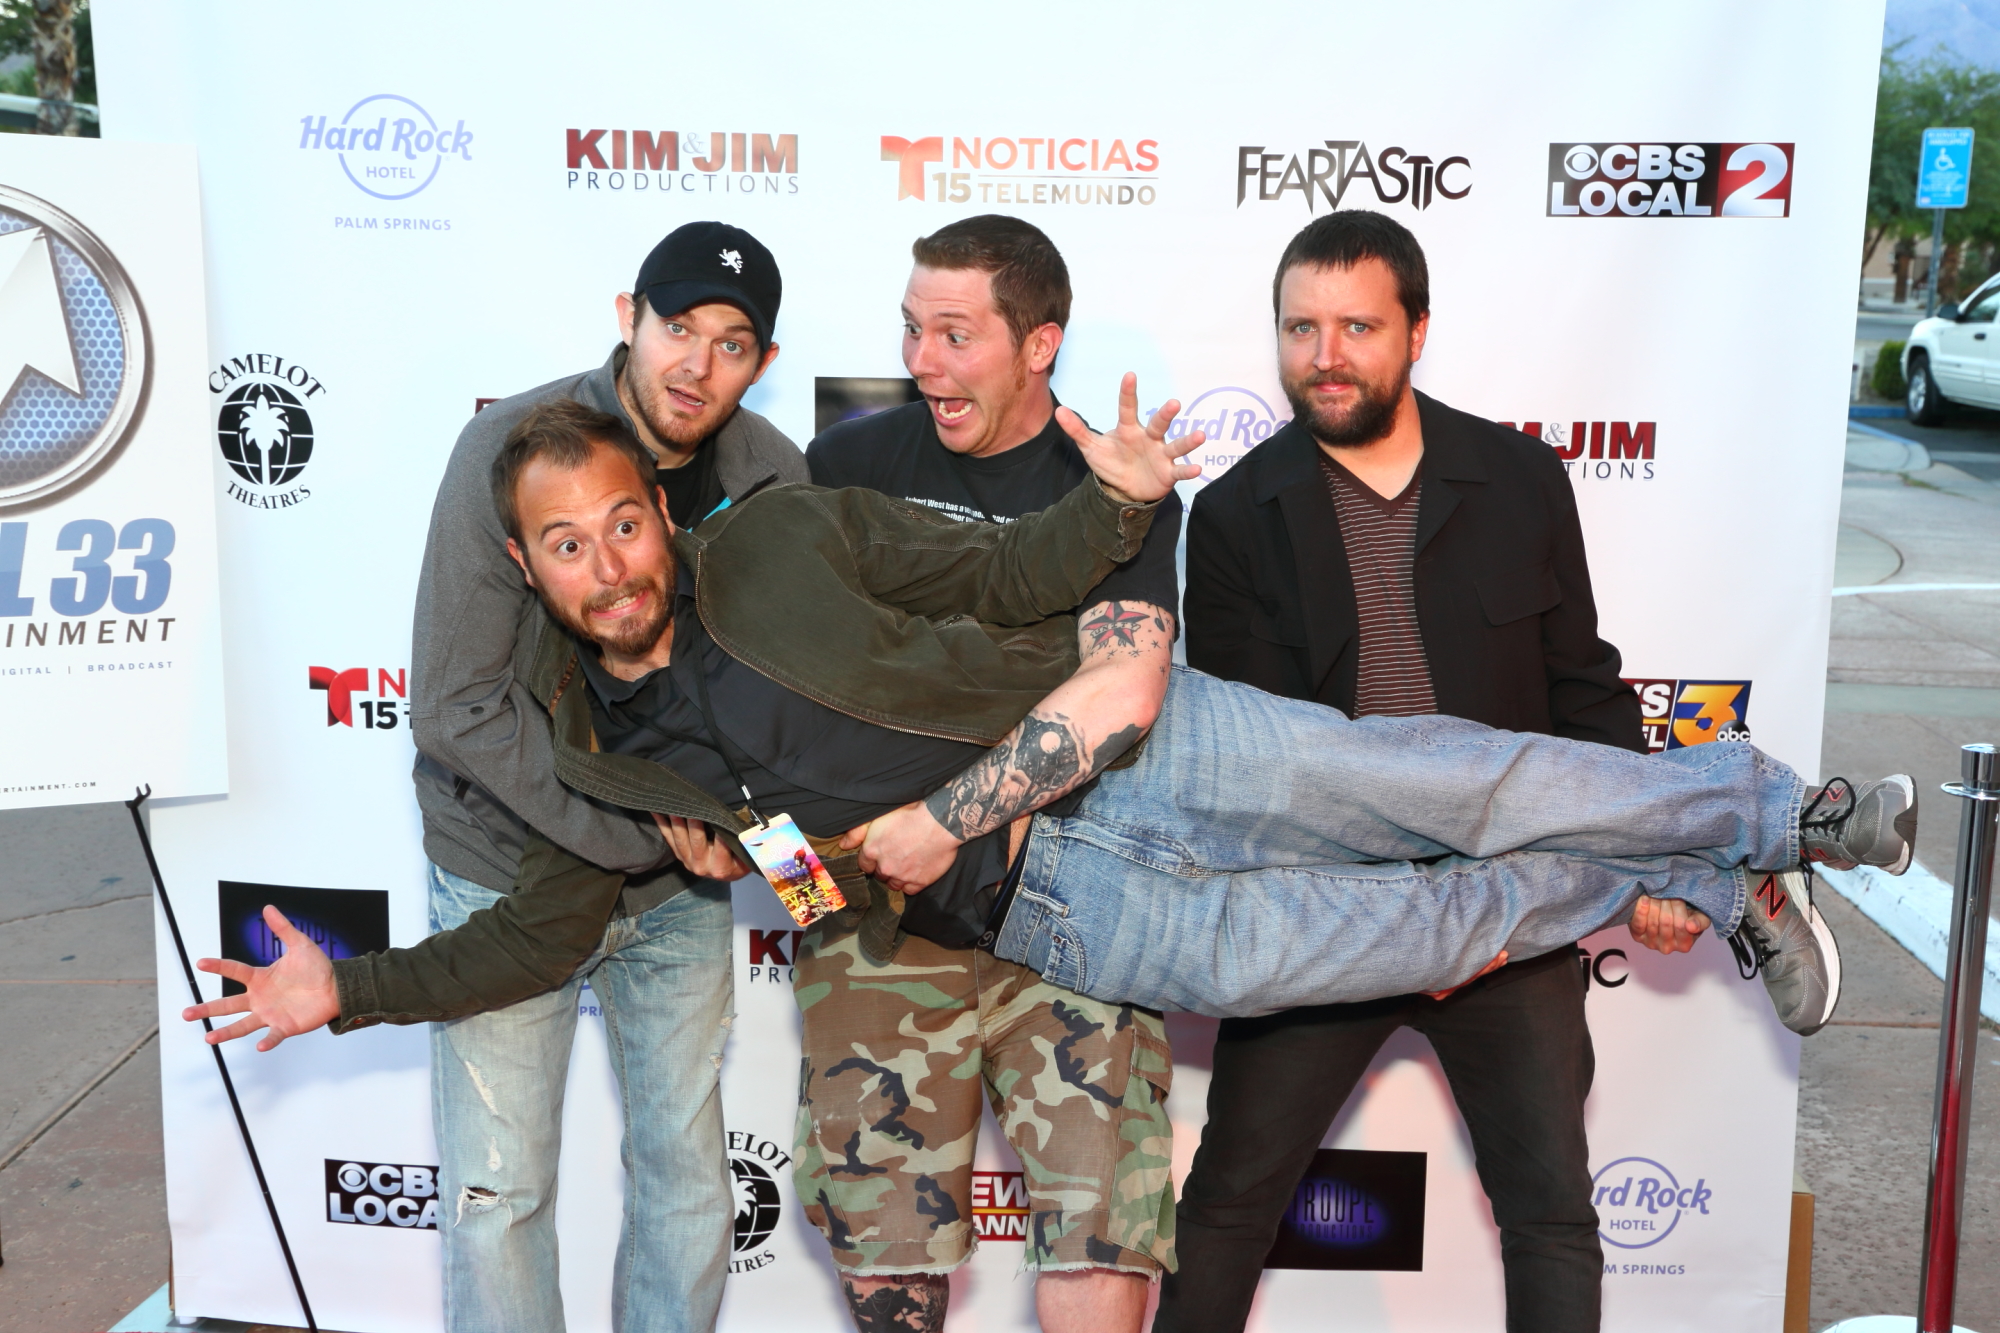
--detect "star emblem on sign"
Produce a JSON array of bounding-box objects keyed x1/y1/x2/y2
[{"x1": 1083, "y1": 603, "x2": 1153, "y2": 649}]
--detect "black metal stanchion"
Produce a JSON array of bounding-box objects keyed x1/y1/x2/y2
[
  {"x1": 1915, "y1": 744, "x2": 1999, "y2": 1333},
  {"x1": 126, "y1": 786, "x2": 318, "y2": 1333}
]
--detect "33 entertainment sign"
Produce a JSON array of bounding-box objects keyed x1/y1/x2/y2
[
  {"x1": 1547, "y1": 143, "x2": 1793, "y2": 217},
  {"x1": 0, "y1": 185, "x2": 149, "y2": 512}
]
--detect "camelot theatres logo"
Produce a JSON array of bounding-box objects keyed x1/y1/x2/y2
[
  {"x1": 212, "y1": 354, "x2": 324, "y2": 510},
  {"x1": 310, "y1": 665, "x2": 409, "y2": 731},
  {"x1": 0, "y1": 186, "x2": 148, "y2": 512},
  {"x1": 1593, "y1": 1155, "x2": 1711, "y2": 1255},
  {"x1": 1547, "y1": 143, "x2": 1793, "y2": 218},
  {"x1": 564, "y1": 130, "x2": 799, "y2": 199},
  {"x1": 1626, "y1": 678, "x2": 1752, "y2": 754},
  {"x1": 1236, "y1": 140, "x2": 1470, "y2": 212},
  {"x1": 881, "y1": 134, "x2": 1159, "y2": 207},
  {"x1": 1148, "y1": 386, "x2": 1292, "y2": 481},
  {"x1": 728, "y1": 1131, "x2": 789, "y2": 1274},
  {"x1": 1497, "y1": 417, "x2": 1656, "y2": 482}
]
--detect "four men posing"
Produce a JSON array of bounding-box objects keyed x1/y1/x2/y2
[{"x1": 188, "y1": 212, "x2": 1904, "y2": 1333}]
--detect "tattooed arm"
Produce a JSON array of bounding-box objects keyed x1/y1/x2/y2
[{"x1": 841, "y1": 598, "x2": 1175, "y2": 894}]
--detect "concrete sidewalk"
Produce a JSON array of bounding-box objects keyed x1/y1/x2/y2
[{"x1": 1806, "y1": 433, "x2": 2000, "y2": 1330}]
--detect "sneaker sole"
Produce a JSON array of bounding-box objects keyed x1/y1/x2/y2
[
  {"x1": 1797, "y1": 892, "x2": 1842, "y2": 1036},
  {"x1": 1879, "y1": 774, "x2": 1917, "y2": 877}
]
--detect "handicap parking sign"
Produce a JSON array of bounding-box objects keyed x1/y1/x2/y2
[{"x1": 1917, "y1": 127, "x2": 1974, "y2": 209}]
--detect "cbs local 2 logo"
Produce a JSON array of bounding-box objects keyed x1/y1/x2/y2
[
  {"x1": 325, "y1": 1159, "x2": 439, "y2": 1229},
  {"x1": 1547, "y1": 143, "x2": 1792, "y2": 218}
]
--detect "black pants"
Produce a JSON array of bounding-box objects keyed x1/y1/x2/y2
[{"x1": 1155, "y1": 947, "x2": 1601, "y2": 1333}]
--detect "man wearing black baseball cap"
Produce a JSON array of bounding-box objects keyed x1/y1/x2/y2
[{"x1": 405, "y1": 220, "x2": 803, "y2": 1333}]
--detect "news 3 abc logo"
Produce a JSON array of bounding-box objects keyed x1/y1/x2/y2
[
  {"x1": 1626, "y1": 678, "x2": 1752, "y2": 754},
  {"x1": 325, "y1": 1159, "x2": 439, "y2": 1230}
]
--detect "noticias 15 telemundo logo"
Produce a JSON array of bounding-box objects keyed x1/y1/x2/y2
[{"x1": 1547, "y1": 143, "x2": 1792, "y2": 218}]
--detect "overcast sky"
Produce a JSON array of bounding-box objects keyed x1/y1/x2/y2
[{"x1": 1886, "y1": 0, "x2": 2000, "y2": 67}]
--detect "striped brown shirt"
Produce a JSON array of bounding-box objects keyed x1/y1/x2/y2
[{"x1": 1320, "y1": 453, "x2": 1438, "y2": 718}]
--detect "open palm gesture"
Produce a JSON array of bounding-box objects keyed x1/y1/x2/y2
[
  {"x1": 1055, "y1": 373, "x2": 1204, "y2": 503},
  {"x1": 183, "y1": 905, "x2": 340, "y2": 1051}
]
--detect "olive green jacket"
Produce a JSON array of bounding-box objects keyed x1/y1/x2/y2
[{"x1": 329, "y1": 477, "x2": 1160, "y2": 1031}]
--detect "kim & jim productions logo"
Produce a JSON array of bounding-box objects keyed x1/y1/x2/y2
[
  {"x1": 213, "y1": 354, "x2": 325, "y2": 510},
  {"x1": 0, "y1": 185, "x2": 149, "y2": 512}
]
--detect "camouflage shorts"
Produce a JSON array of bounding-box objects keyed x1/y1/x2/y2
[{"x1": 791, "y1": 920, "x2": 1176, "y2": 1277}]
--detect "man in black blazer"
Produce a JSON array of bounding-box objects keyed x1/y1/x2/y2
[{"x1": 1156, "y1": 211, "x2": 1704, "y2": 1332}]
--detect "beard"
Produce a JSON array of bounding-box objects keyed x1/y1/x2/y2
[
  {"x1": 1281, "y1": 358, "x2": 1410, "y2": 448},
  {"x1": 541, "y1": 557, "x2": 676, "y2": 661},
  {"x1": 621, "y1": 370, "x2": 713, "y2": 450}
]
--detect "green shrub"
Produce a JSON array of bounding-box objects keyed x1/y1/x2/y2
[{"x1": 1872, "y1": 340, "x2": 1908, "y2": 401}]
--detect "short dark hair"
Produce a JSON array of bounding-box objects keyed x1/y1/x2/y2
[
  {"x1": 911, "y1": 214, "x2": 1071, "y2": 350},
  {"x1": 490, "y1": 399, "x2": 658, "y2": 544},
  {"x1": 1272, "y1": 210, "x2": 1430, "y2": 329}
]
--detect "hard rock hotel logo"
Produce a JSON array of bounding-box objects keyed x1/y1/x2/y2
[{"x1": 880, "y1": 134, "x2": 1159, "y2": 207}]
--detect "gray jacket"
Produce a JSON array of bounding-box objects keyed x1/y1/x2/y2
[{"x1": 410, "y1": 346, "x2": 808, "y2": 894}]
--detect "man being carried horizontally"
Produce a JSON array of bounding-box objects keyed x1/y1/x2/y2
[{"x1": 190, "y1": 392, "x2": 1910, "y2": 1083}]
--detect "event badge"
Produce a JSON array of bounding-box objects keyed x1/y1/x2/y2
[{"x1": 738, "y1": 815, "x2": 847, "y2": 927}]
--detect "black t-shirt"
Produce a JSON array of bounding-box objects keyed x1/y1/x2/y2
[
  {"x1": 807, "y1": 400, "x2": 1183, "y2": 618},
  {"x1": 654, "y1": 440, "x2": 725, "y2": 530},
  {"x1": 805, "y1": 398, "x2": 1184, "y2": 947},
  {"x1": 577, "y1": 567, "x2": 1013, "y2": 943}
]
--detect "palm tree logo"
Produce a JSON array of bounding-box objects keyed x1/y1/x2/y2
[
  {"x1": 238, "y1": 387, "x2": 293, "y2": 486},
  {"x1": 218, "y1": 379, "x2": 316, "y2": 489}
]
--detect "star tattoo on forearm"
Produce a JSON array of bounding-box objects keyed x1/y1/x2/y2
[{"x1": 1080, "y1": 600, "x2": 1169, "y2": 654}]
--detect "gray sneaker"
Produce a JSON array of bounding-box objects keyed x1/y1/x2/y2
[
  {"x1": 1799, "y1": 775, "x2": 1917, "y2": 874},
  {"x1": 1731, "y1": 869, "x2": 1841, "y2": 1035}
]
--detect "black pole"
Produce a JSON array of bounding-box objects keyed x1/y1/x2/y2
[{"x1": 126, "y1": 786, "x2": 318, "y2": 1333}]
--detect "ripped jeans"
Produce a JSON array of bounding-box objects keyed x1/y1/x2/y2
[{"x1": 429, "y1": 864, "x2": 735, "y2": 1333}]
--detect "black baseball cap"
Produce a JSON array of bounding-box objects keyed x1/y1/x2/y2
[{"x1": 633, "y1": 221, "x2": 781, "y2": 349}]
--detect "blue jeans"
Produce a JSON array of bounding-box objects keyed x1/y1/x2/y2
[
  {"x1": 428, "y1": 864, "x2": 735, "y2": 1333},
  {"x1": 995, "y1": 668, "x2": 1804, "y2": 1017}
]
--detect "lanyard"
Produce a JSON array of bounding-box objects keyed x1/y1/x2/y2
[
  {"x1": 684, "y1": 650, "x2": 767, "y2": 826},
  {"x1": 597, "y1": 623, "x2": 767, "y2": 827}
]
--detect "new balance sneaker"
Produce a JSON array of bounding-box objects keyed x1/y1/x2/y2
[
  {"x1": 1731, "y1": 869, "x2": 1841, "y2": 1035},
  {"x1": 1799, "y1": 775, "x2": 1917, "y2": 875}
]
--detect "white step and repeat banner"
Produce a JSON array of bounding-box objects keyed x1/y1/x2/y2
[
  {"x1": 97, "y1": 2, "x2": 1881, "y2": 1329},
  {"x1": 0, "y1": 136, "x2": 225, "y2": 808}
]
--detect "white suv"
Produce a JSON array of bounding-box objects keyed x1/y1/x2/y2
[{"x1": 1904, "y1": 277, "x2": 2000, "y2": 423}]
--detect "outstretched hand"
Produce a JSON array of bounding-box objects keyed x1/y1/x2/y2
[
  {"x1": 183, "y1": 905, "x2": 340, "y2": 1051},
  {"x1": 1054, "y1": 373, "x2": 1203, "y2": 504}
]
